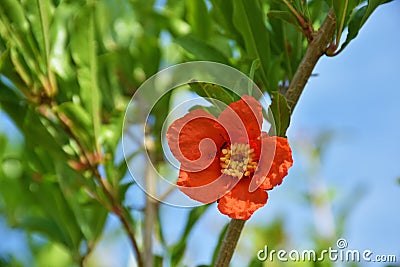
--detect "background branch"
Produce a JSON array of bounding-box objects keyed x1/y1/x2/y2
[{"x1": 285, "y1": 8, "x2": 336, "y2": 112}]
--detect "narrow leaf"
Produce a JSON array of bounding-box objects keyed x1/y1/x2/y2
[
  {"x1": 69, "y1": 7, "x2": 101, "y2": 152},
  {"x1": 188, "y1": 82, "x2": 239, "y2": 113},
  {"x1": 232, "y1": 0, "x2": 271, "y2": 89},
  {"x1": 339, "y1": 0, "x2": 393, "y2": 52},
  {"x1": 267, "y1": 10, "x2": 299, "y2": 28},
  {"x1": 268, "y1": 92, "x2": 291, "y2": 137},
  {"x1": 175, "y1": 34, "x2": 229, "y2": 64},
  {"x1": 186, "y1": 0, "x2": 210, "y2": 40}
]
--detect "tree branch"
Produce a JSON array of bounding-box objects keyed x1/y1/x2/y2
[{"x1": 285, "y1": 8, "x2": 336, "y2": 112}]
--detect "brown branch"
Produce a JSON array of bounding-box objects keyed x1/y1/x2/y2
[
  {"x1": 214, "y1": 219, "x2": 245, "y2": 267},
  {"x1": 285, "y1": 8, "x2": 336, "y2": 112}
]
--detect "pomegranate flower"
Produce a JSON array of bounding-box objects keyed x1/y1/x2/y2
[{"x1": 167, "y1": 95, "x2": 293, "y2": 220}]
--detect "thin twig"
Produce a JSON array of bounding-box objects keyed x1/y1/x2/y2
[
  {"x1": 214, "y1": 9, "x2": 337, "y2": 267},
  {"x1": 214, "y1": 219, "x2": 246, "y2": 267},
  {"x1": 144, "y1": 134, "x2": 157, "y2": 267},
  {"x1": 285, "y1": 8, "x2": 336, "y2": 112},
  {"x1": 92, "y1": 167, "x2": 144, "y2": 267},
  {"x1": 55, "y1": 111, "x2": 144, "y2": 267}
]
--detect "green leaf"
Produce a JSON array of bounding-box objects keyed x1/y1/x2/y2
[
  {"x1": 55, "y1": 102, "x2": 93, "y2": 150},
  {"x1": 23, "y1": 109, "x2": 67, "y2": 160},
  {"x1": 21, "y1": 178, "x2": 84, "y2": 253},
  {"x1": 56, "y1": 163, "x2": 108, "y2": 242},
  {"x1": 0, "y1": 0, "x2": 45, "y2": 77},
  {"x1": 307, "y1": 0, "x2": 331, "y2": 23},
  {"x1": 332, "y1": 0, "x2": 348, "y2": 32},
  {"x1": 209, "y1": 0, "x2": 239, "y2": 38},
  {"x1": 21, "y1": 0, "x2": 53, "y2": 62},
  {"x1": 137, "y1": 35, "x2": 161, "y2": 77},
  {"x1": 153, "y1": 255, "x2": 163, "y2": 267},
  {"x1": 247, "y1": 257, "x2": 264, "y2": 267},
  {"x1": 232, "y1": 0, "x2": 271, "y2": 89},
  {"x1": 267, "y1": 11, "x2": 299, "y2": 28},
  {"x1": 0, "y1": 134, "x2": 8, "y2": 157},
  {"x1": 0, "y1": 0, "x2": 29, "y2": 33},
  {"x1": 0, "y1": 48, "x2": 31, "y2": 92},
  {"x1": 56, "y1": 102, "x2": 91, "y2": 131},
  {"x1": 175, "y1": 34, "x2": 229, "y2": 64},
  {"x1": 268, "y1": 92, "x2": 291, "y2": 137},
  {"x1": 10, "y1": 47, "x2": 33, "y2": 87},
  {"x1": 186, "y1": 0, "x2": 210, "y2": 40},
  {"x1": 332, "y1": 0, "x2": 362, "y2": 45},
  {"x1": 188, "y1": 82, "x2": 239, "y2": 113},
  {"x1": 360, "y1": 0, "x2": 393, "y2": 26},
  {"x1": 150, "y1": 90, "x2": 173, "y2": 163},
  {"x1": 69, "y1": 6, "x2": 101, "y2": 152},
  {"x1": 188, "y1": 104, "x2": 221, "y2": 117},
  {"x1": 338, "y1": 6, "x2": 365, "y2": 52},
  {"x1": 0, "y1": 77, "x2": 25, "y2": 106},
  {"x1": 19, "y1": 217, "x2": 70, "y2": 246},
  {"x1": 170, "y1": 205, "x2": 210, "y2": 266},
  {"x1": 338, "y1": 0, "x2": 393, "y2": 52},
  {"x1": 49, "y1": 2, "x2": 76, "y2": 79}
]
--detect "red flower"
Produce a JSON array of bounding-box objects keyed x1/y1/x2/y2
[{"x1": 166, "y1": 95, "x2": 293, "y2": 220}]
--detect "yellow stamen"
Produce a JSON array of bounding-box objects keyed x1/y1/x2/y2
[{"x1": 219, "y1": 143, "x2": 258, "y2": 179}]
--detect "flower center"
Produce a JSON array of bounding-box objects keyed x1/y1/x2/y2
[{"x1": 220, "y1": 143, "x2": 257, "y2": 178}]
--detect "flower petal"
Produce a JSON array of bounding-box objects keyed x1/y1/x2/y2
[
  {"x1": 167, "y1": 109, "x2": 227, "y2": 172},
  {"x1": 249, "y1": 136, "x2": 293, "y2": 192},
  {"x1": 177, "y1": 158, "x2": 237, "y2": 203},
  {"x1": 218, "y1": 178, "x2": 268, "y2": 220},
  {"x1": 218, "y1": 95, "x2": 263, "y2": 144}
]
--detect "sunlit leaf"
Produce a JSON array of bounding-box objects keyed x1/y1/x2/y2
[
  {"x1": 189, "y1": 82, "x2": 239, "y2": 110},
  {"x1": 232, "y1": 0, "x2": 271, "y2": 89},
  {"x1": 69, "y1": 6, "x2": 101, "y2": 152}
]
